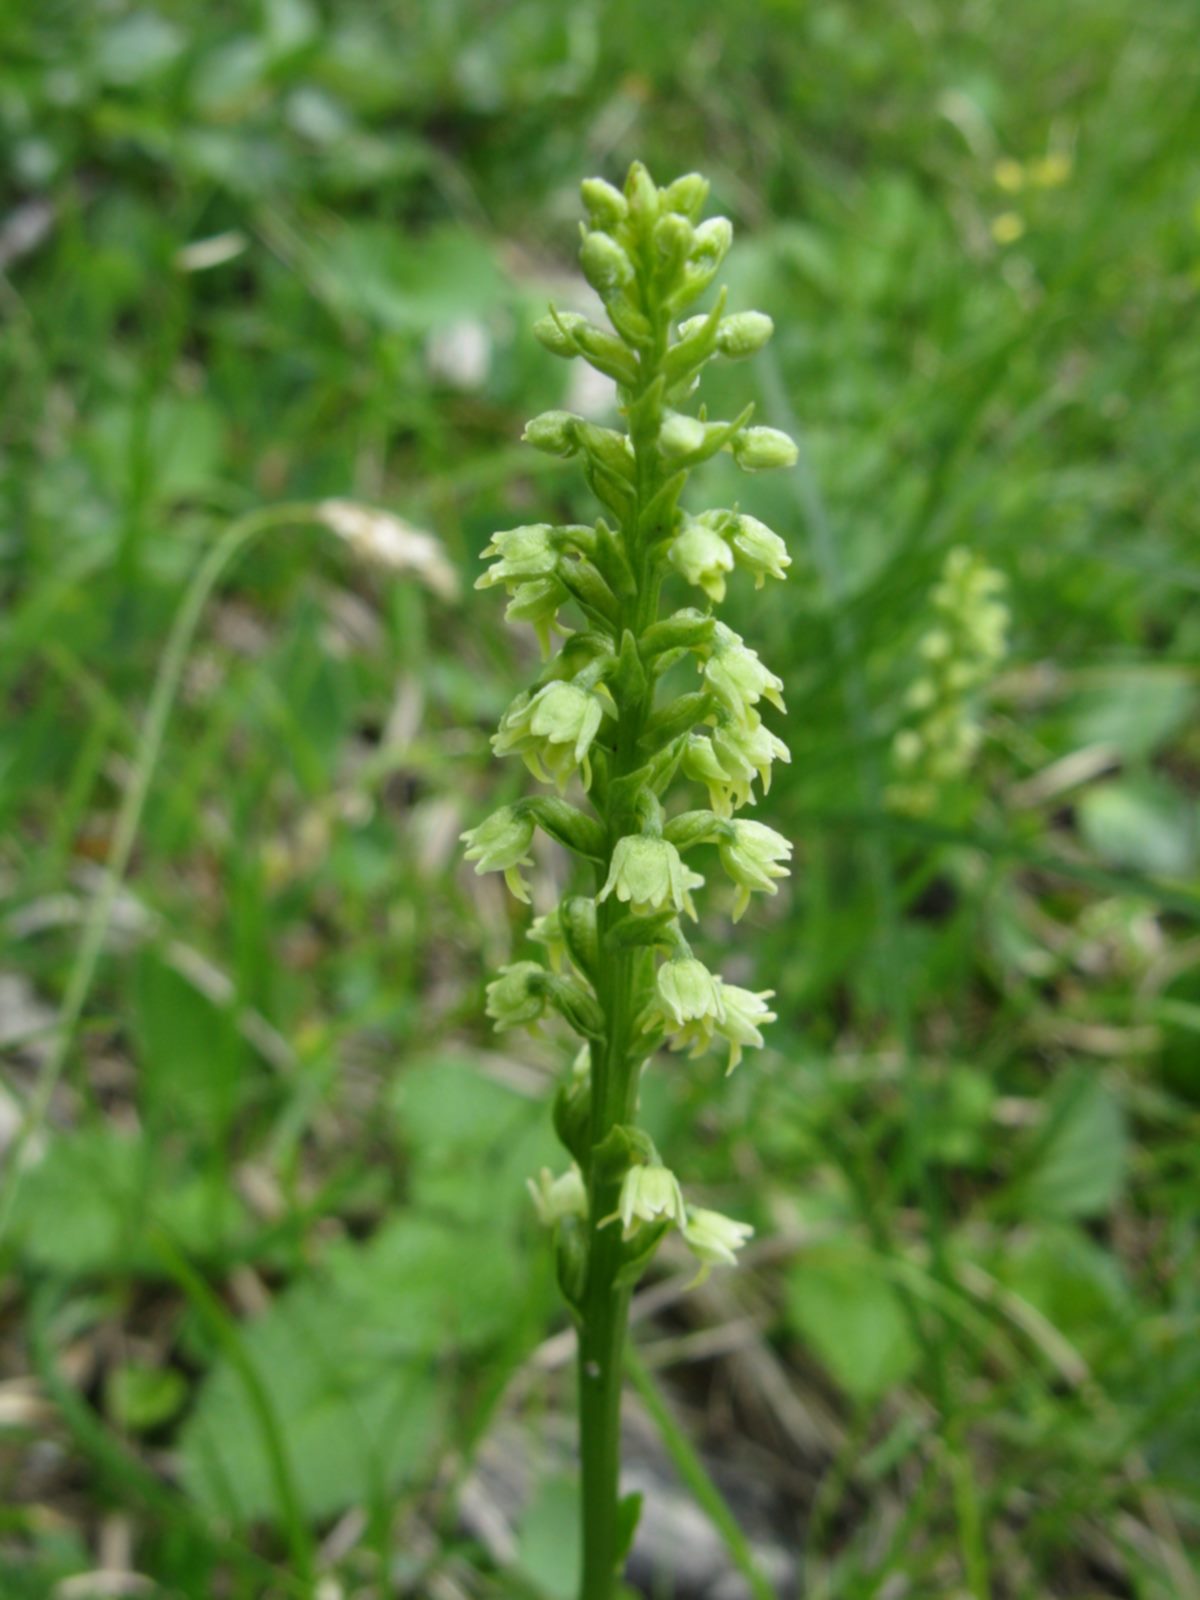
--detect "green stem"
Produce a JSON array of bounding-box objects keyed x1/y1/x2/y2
[{"x1": 577, "y1": 312, "x2": 667, "y2": 1600}]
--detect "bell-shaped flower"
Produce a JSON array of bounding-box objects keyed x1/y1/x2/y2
[
  {"x1": 653, "y1": 957, "x2": 725, "y2": 1031},
  {"x1": 598, "y1": 834, "x2": 704, "y2": 920},
  {"x1": 460, "y1": 805, "x2": 536, "y2": 903},
  {"x1": 680, "y1": 733, "x2": 737, "y2": 816},
  {"x1": 718, "y1": 818, "x2": 793, "y2": 920},
  {"x1": 703, "y1": 624, "x2": 785, "y2": 719},
  {"x1": 669, "y1": 514, "x2": 734, "y2": 601},
  {"x1": 527, "y1": 1164, "x2": 588, "y2": 1227},
  {"x1": 477, "y1": 524, "x2": 559, "y2": 591},
  {"x1": 683, "y1": 1206, "x2": 754, "y2": 1282},
  {"x1": 492, "y1": 681, "x2": 607, "y2": 791},
  {"x1": 485, "y1": 961, "x2": 549, "y2": 1032},
  {"x1": 604, "y1": 1163, "x2": 687, "y2": 1239},
  {"x1": 729, "y1": 514, "x2": 790, "y2": 588},
  {"x1": 666, "y1": 978, "x2": 777, "y2": 1071},
  {"x1": 714, "y1": 983, "x2": 777, "y2": 1071},
  {"x1": 689, "y1": 715, "x2": 792, "y2": 815}
]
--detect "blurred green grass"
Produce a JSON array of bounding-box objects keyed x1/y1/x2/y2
[{"x1": 1, "y1": 1, "x2": 1198, "y2": 1596}]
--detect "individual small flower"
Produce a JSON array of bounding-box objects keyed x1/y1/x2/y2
[
  {"x1": 731, "y1": 425, "x2": 798, "y2": 471},
  {"x1": 485, "y1": 961, "x2": 549, "y2": 1032},
  {"x1": 654, "y1": 958, "x2": 726, "y2": 1030},
  {"x1": 604, "y1": 1163, "x2": 687, "y2": 1238},
  {"x1": 460, "y1": 806, "x2": 536, "y2": 903},
  {"x1": 680, "y1": 733, "x2": 737, "y2": 815},
  {"x1": 703, "y1": 624, "x2": 785, "y2": 718},
  {"x1": 666, "y1": 979, "x2": 776, "y2": 1070},
  {"x1": 712, "y1": 716, "x2": 791, "y2": 804},
  {"x1": 718, "y1": 819, "x2": 793, "y2": 920},
  {"x1": 683, "y1": 1206, "x2": 754, "y2": 1281},
  {"x1": 476, "y1": 524, "x2": 559, "y2": 590},
  {"x1": 505, "y1": 576, "x2": 571, "y2": 659},
  {"x1": 527, "y1": 1164, "x2": 588, "y2": 1227},
  {"x1": 599, "y1": 835, "x2": 704, "y2": 920},
  {"x1": 669, "y1": 515, "x2": 734, "y2": 600},
  {"x1": 492, "y1": 681, "x2": 607, "y2": 790},
  {"x1": 728, "y1": 514, "x2": 790, "y2": 588},
  {"x1": 714, "y1": 983, "x2": 777, "y2": 1071}
]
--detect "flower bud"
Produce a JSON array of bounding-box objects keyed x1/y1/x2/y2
[
  {"x1": 662, "y1": 172, "x2": 710, "y2": 220},
  {"x1": 580, "y1": 230, "x2": 636, "y2": 299},
  {"x1": 690, "y1": 216, "x2": 733, "y2": 273},
  {"x1": 624, "y1": 160, "x2": 660, "y2": 228},
  {"x1": 580, "y1": 176, "x2": 628, "y2": 231},
  {"x1": 731, "y1": 425, "x2": 798, "y2": 471},
  {"x1": 652, "y1": 213, "x2": 694, "y2": 281},
  {"x1": 598, "y1": 834, "x2": 704, "y2": 920},
  {"x1": 715, "y1": 311, "x2": 774, "y2": 359},
  {"x1": 523, "y1": 410, "x2": 579, "y2": 457},
  {"x1": 658, "y1": 412, "x2": 709, "y2": 459},
  {"x1": 533, "y1": 310, "x2": 586, "y2": 358}
]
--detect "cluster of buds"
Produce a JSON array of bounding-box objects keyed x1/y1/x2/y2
[
  {"x1": 888, "y1": 546, "x2": 1009, "y2": 815},
  {"x1": 463, "y1": 162, "x2": 796, "y2": 1298}
]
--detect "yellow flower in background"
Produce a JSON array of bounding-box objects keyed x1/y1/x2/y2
[
  {"x1": 991, "y1": 211, "x2": 1026, "y2": 246},
  {"x1": 993, "y1": 158, "x2": 1026, "y2": 193},
  {"x1": 1030, "y1": 152, "x2": 1072, "y2": 188}
]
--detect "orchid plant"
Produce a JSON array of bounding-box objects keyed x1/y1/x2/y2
[{"x1": 462, "y1": 161, "x2": 795, "y2": 1599}]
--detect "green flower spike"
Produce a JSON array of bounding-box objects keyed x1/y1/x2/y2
[{"x1": 466, "y1": 161, "x2": 793, "y2": 1599}]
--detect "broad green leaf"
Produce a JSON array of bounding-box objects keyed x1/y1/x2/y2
[
  {"x1": 1078, "y1": 776, "x2": 1197, "y2": 879},
  {"x1": 1066, "y1": 673, "x2": 1196, "y2": 762},
  {"x1": 106, "y1": 1363, "x2": 189, "y2": 1432},
  {"x1": 321, "y1": 223, "x2": 509, "y2": 333},
  {"x1": 1017, "y1": 1071, "x2": 1127, "y2": 1221},
  {"x1": 133, "y1": 950, "x2": 241, "y2": 1136},
  {"x1": 515, "y1": 1473, "x2": 581, "y2": 1600},
  {"x1": 785, "y1": 1243, "x2": 919, "y2": 1402},
  {"x1": 9, "y1": 1129, "x2": 246, "y2": 1276}
]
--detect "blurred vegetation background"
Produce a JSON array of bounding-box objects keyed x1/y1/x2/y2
[{"x1": 1, "y1": 1, "x2": 1198, "y2": 1596}]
